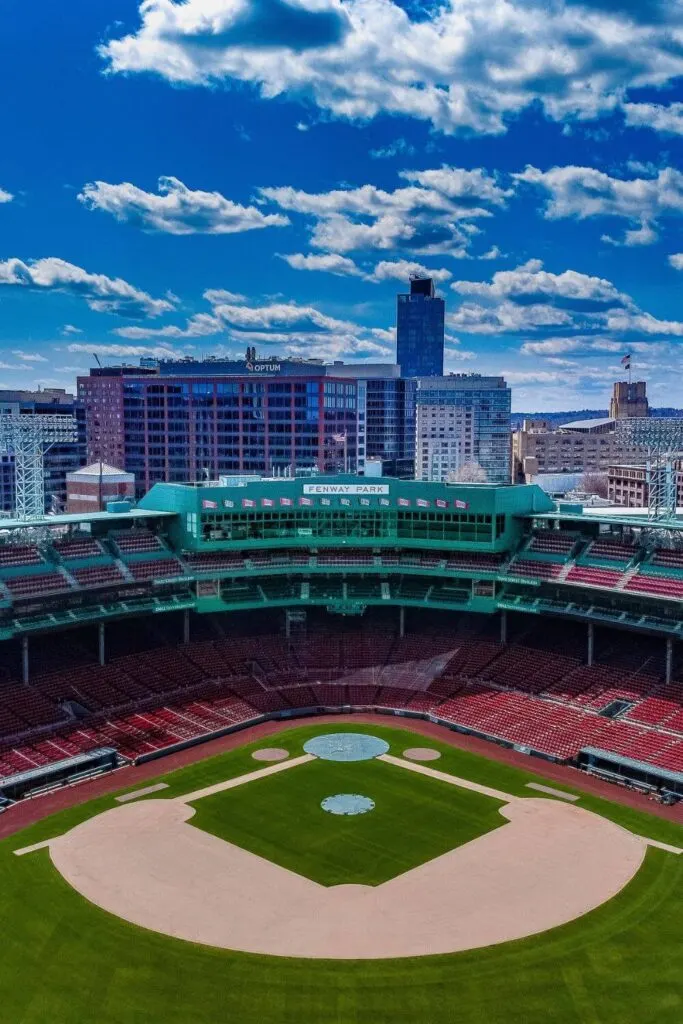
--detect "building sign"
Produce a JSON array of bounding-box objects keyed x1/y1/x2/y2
[
  {"x1": 245, "y1": 361, "x2": 281, "y2": 373},
  {"x1": 303, "y1": 483, "x2": 390, "y2": 495}
]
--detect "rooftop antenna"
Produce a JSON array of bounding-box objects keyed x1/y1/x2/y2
[{"x1": 93, "y1": 353, "x2": 103, "y2": 369}]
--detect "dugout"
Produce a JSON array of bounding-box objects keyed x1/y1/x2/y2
[
  {"x1": 0, "y1": 747, "x2": 118, "y2": 802},
  {"x1": 578, "y1": 746, "x2": 683, "y2": 801}
]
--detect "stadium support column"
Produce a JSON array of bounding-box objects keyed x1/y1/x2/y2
[
  {"x1": 21, "y1": 635, "x2": 29, "y2": 685},
  {"x1": 98, "y1": 622, "x2": 105, "y2": 666},
  {"x1": 500, "y1": 609, "x2": 508, "y2": 645},
  {"x1": 183, "y1": 609, "x2": 190, "y2": 645},
  {"x1": 666, "y1": 637, "x2": 673, "y2": 685},
  {"x1": 399, "y1": 606, "x2": 405, "y2": 638},
  {"x1": 587, "y1": 622, "x2": 594, "y2": 667}
]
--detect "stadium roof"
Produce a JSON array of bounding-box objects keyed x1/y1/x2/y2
[
  {"x1": 536, "y1": 507, "x2": 683, "y2": 531},
  {"x1": 0, "y1": 508, "x2": 175, "y2": 531},
  {"x1": 558, "y1": 417, "x2": 615, "y2": 431}
]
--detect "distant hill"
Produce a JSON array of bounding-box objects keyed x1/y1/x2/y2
[{"x1": 510, "y1": 408, "x2": 683, "y2": 429}]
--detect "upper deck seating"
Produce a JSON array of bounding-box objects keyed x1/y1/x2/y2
[
  {"x1": 3, "y1": 571, "x2": 70, "y2": 599},
  {"x1": 528, "y1": 531, "x2": 576, "y2": 556},
  {"x1": 113, "y1": 529, "x2": 165, "y2": 555},
  {"x1": 53, "y1": 537, "x2": 103, "y2": 560},
  {"x1": 584, "y1": 538, "x2": 635, "y2": 563},
  {"x1": 0, "y1": 544, "x2": 43, "y2": 568}
]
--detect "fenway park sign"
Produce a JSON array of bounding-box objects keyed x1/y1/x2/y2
[{"x1": 303, "y1": 483, "x2": 390, "y2": 495}]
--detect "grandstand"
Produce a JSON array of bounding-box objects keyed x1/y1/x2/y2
[{"x1": 0, "y1": 476, "x2": 683, "y2": 802}]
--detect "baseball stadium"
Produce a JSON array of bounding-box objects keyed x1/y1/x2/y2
[{"x1": 1, "y1": 475, "x2": 682, "y2": 1023}]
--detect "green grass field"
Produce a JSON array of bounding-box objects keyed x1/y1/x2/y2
[
  {"x1": 0, "y1": 722, "x2": 682, "y2": 1023},
  {"x1": 189, "y1": 756, "x2": 504, "y2": 885}
]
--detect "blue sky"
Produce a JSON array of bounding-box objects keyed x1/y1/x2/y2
[{"x1": 0, "y1": 0, "x2": 682, "y2": 410}]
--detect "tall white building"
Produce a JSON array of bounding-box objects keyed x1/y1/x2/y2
[{"x1": 415, "y1": 375, "x2": 511, "y2": 484}]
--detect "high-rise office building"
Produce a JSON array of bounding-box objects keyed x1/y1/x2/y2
[
  {"x1": 415, "y1": 375, "x2": 511, "y2": 484},
  {"x1": 396, "y1": 276, "x2": 445, "y2": 378},
  {"x1": 79, "y1": 357, "x2": 360, "y2": 494},
  {"x1": 326, "y1": 363, "x2": 416, "y2": 478},
  {"x1": 0, "y1": 389, "x2": 86, "y2": 513},
  {"x1": 79, "y1": 356, "x2": 420, "y2": 492}
]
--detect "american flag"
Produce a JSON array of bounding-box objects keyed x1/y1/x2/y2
[
  {"x1": 279, "y1": 497, "x2": 293, "y2": 506},
  {"x1": 261, "y1": 498, "x2": 274, "y2": 507},
  {"x1": 201, "y1": 499, "x2": 218, "y2": 509},
  {"x1": 416, "y1": 498, "x2": 430, "y2": 508},
  {"x1": 454, "y1": 499, "x2": 469, "y2": 509}
]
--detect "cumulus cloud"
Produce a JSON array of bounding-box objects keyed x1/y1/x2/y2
[
  {"x1": 369, "y1": 260, "x2": 451, "y2": 284},
  {"x1": 279, "y1": 252, "x2": 363, "y2": 276},
  {"x1": 101, "y1": 1, "x2": 683, "y2": 135},
  {"x1": 669, "y1": 253, "x2": 683, "y2": 270},
  {"x1": 12, "y1": 351, "x2": 48, "y2": 363},
  {"x1": 0, "y1": 187, "x2": 13, "y2": 203},
  {"x1": 68, "y1": 343, "x2": 181, "y2": 359},
  {"x1": 623, "y1": 102, "x2": 683, "y2": 136},
  {"x1": 449, "y1": 300, "x2": 574, "y2": 335},
  {"x1": 79, "y1": 175, "x2": 289, "y2": 235},
  {"x1": 61, "y1": 324, "x2": 83, "y2": 335},
  {"x1": 113, "y1": 313, "x2": 222, "y2": 340},
  {"x1": 452, "y1": 259, "x2": 629, "y2": 309},
  {"x1": 0, "y1": 257, "x2": 174, "y2": 319},
  {"x1": 212, "y1": 300, "x2": 355, "y2": 334},
  {"x1": 261, "y1": 167, "x2": 507, "y2": 256},
  {"x1": 516, "y1": 165, "x2": 683, "y2": 246}
]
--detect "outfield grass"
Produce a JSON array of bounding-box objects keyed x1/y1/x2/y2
[
  {"x1": 1, "y1": 722, "x2": 682, "y2": 1023},
  {"x1": 189, "y1": 756, "x2": 504, "y2": 885}
]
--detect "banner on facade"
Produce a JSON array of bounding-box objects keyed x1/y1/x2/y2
[{"x1": 303, "y1": 483, "x2": 390, "y2": 495}]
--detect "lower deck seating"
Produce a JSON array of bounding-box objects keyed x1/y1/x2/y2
[{"x1": 1, "y1": 628, "x2": 683, "y2": 778}]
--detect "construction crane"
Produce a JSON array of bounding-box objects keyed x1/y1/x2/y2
[{"x1": 0, "y1": 414, "x2": 78, "y2": 520}]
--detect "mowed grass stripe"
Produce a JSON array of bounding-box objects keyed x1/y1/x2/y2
[{"x1": 188, "y1": 757, "x2": 505, "y2": 885}]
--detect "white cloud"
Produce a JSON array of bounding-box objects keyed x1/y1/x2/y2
[
  {"x1": 79, "y1": 175, "x2": 290, "y2": 235},
  {"x1": 101, "y1": 1, "x2": 683, "y2": 136},
  {"x1": 449, "y1": 300, "x2": 573, "y2": 334},
  {"x1": 113, "y1": 313, "x2": 222, "y2": 340},
  {"x1": 202, "y1": 288, "x2": 246, "y2": 303},
  {"x1": 369, "y1": 260, "x2": 452, "y2": 284},
  {"x1": 370, "y1": 138, "x2": 415, "y2": 160},
  {"x1": 452, "y1": 259, "x2": 628, "y2": 307},
  {"x1": 0, "y1": 257, "x2": 174, "y2": 318},
  {"x1": 0, "y1": 187, "x2": 13, "y2": 204},
  {"x1": 279, "y1": 252, "x2": 363, "y2": 276},
  {"x1": 68, "y1": 343, "x2": 181, "y2": 359},
  {"x1": 516, "y1": 165, "x2": 683, "y2": 246},
  {"x1": 61, "y1": 324, "x2": 83, "y2": 335},
  {"x1": 669, "y1": 254, "x2": 683, "y2": 270},
  {"x1": 623, "y1": 102, "x2": 683, "y2": 136},
  {"x1": 605, "y1": 309, "x2": 683, "y2": 337},
  {"x1": 296, "y1": 121, "x2": 309, "y2": 132},
  {"x1": 212, "y1": 300, "x2": 355, "y2": 334},
  {"x1": 260, "y1": 168, "x2": 507, "y2": 256},
  {"x1": 12, "y1": 351, "x2": 48, "y2": 363}
]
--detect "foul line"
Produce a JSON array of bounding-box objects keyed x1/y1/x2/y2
[
  {"x1": 378, "y1": 754, "x2": 515, "y2": 803},
  {"x1": 179, "y1": 754, "x2": 315, "y2": 803}
]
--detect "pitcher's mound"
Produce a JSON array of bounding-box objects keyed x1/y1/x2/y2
[
  {"x1": 252, "y1": 748, "x2": 289, "y2": 762},
  {"x1": 403, "y1": 748, "x2": 441, "y2": 761}
]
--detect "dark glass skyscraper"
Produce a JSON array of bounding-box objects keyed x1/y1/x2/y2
[{"x1": 396, "y1": 276, "x2": 445, "y2": 378}]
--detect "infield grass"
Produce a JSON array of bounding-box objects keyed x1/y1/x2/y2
[
  {"x1": 188, "y1": 756, "x2": 505, "y2": 885},
  {"x1": 0, "y1": 721, "x2": 681, "y2": 1023}
]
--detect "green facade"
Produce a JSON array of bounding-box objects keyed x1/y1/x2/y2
[{"x1": 138, "y1": 477, "x2": 555, "y2": 553}]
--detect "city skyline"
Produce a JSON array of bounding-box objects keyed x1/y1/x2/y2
[{"x1": 0, "y1": 2, "x2": 681, "y2": 412}]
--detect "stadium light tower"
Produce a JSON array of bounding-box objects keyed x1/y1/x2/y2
[
  {"x1": 617, "y1": 419, "x2": 683, "y2": 523},
  {"x1": 0, "y1": 414, "x2": 78, "y2": 520}
]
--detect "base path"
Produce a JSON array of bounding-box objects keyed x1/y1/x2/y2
[{"x1": 49, "y1": 784, "x2": 646, "y2": 959}]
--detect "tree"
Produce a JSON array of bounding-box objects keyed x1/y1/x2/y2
[
  {"x1": 447, "y1": 461, "x2": 488, "y2": 483},
  {"x1": 581, "y1": 472, "x2": 608, "y2": 499}
]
